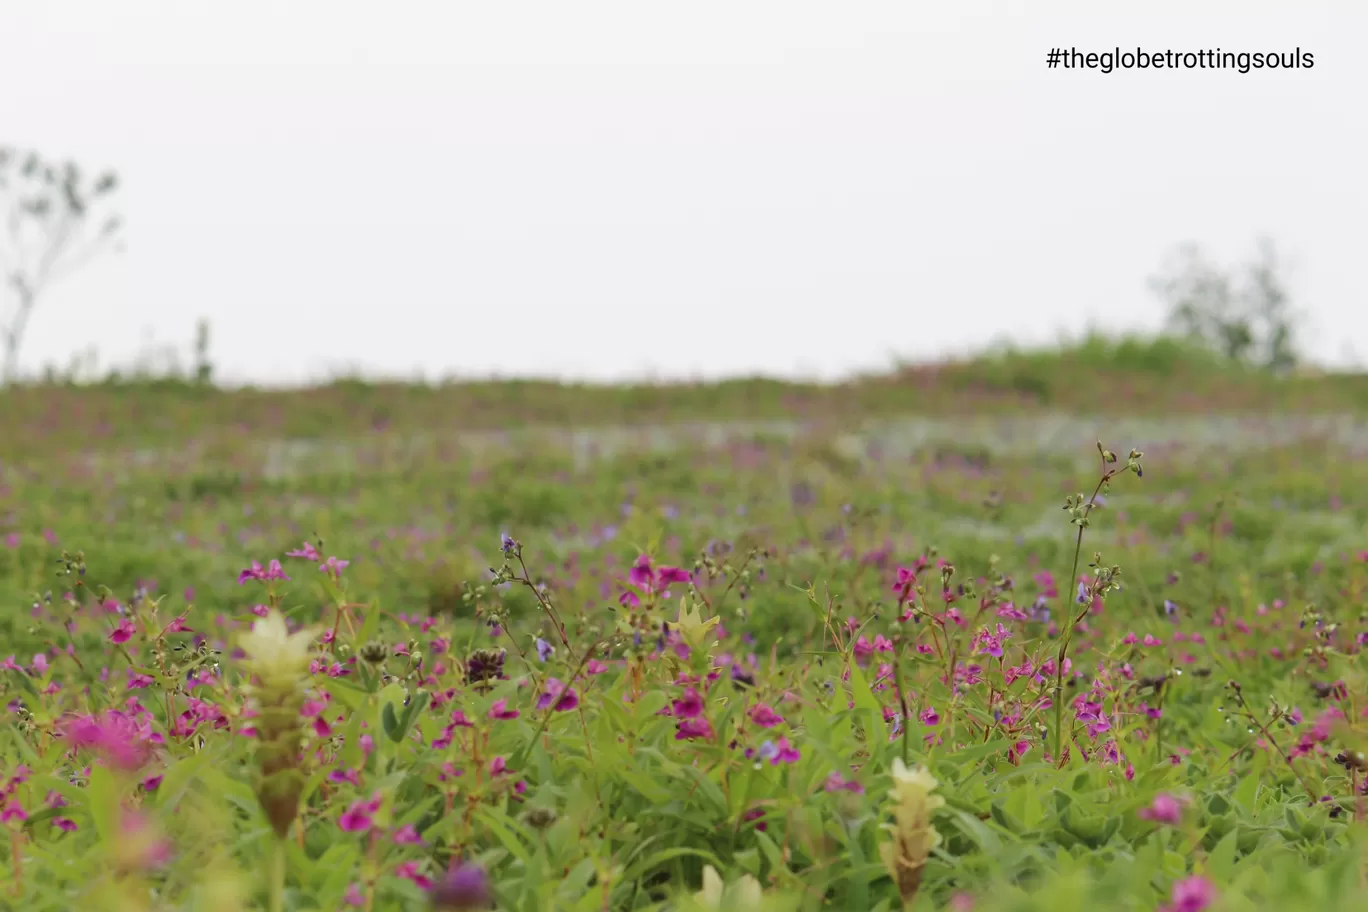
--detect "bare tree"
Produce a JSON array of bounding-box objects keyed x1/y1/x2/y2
[
  {"x1": 1149, "y1": 236, "x2": 1302, "y2": 372},
  {"x1": 0, "y1": 146, "x2": 123, "y2": 384}
]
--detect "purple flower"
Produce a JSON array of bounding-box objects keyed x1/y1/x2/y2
[
  {"x1": 430, "y1": 861, "x2": 492, "y2": 910},
  {"x1": 535, "y1": 638, "x2": 554, "y2": 662},
  {"x1": 756, "y1": 736, "x2": 800, "y2": 765},
  {"x1": 535, "y1": 678, "x2": 579, "y2": 713}
]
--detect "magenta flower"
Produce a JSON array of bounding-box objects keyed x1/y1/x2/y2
[
  {"x1": 535, "y1": 678, "x2": 579, "y2": 712},
  {"x1": 238, "y1": 559, "x2": 290, "y2": 584},
  {"x1": 488, "y1": 699, "x2": 520, "y2": 721},
  {"x1": 108, "y1": 618, "x2": 136, "y2": 644},
  {"x1": 1161, "y1": 876, "x2": 1215, "y2": 912},
  {"x1": 31, "y1": 653, "x2": 49, "y2": 674},
  {"x1": 675, "y1": 717, "x2": 714, "y2": 741},
  {"x1": 338, "y1": 793, "x2": 382, "y2": 832},
  {"x1": 320, "y1": 556, "x2": 350, "y2": 580},
  {"x1": 61, "y1": 711, "x2": 151, "y2": 772},
  {"x1": 672, "y1": 687, "x2": 704, "y2": 719},
  {"x1": 657, "y1": 566, "x2": 691, "y2": 586},
  {"x1": 748, "y1": 703, "x2": 784, "y2": 728},
  {"x1": 920, "y1": 707, "x2": 940, "y2": 726},
  {"x1": 328, "y1": 768, "x2": 361, "y2": 786},
  {"x1": 628, "y1": 555, "x2": 654, "y2": 588},
  {"x1": 1138, "y1": 793, "x2": 1184, "y2": 825},
  {"x1": 892, "y1": 566, "x2": 916, "y2": 592},
  {"x1": 972, "y1": 624, "x2": 1011, "y2": 658}
]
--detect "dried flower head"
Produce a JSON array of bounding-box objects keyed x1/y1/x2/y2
[{"x1": 464, "y1": 648, "x2": 507, "y2": 692}]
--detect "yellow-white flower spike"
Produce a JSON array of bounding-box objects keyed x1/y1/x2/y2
[
  {"x1": 881, "y1": 759, "x2": 944, "y2": 907},
  {"x1": 238, "y1": 610, "x2": 319, "y2": 685},
  {"x1": 695, "y1": 864, "x2": 764, "y2": 909}
]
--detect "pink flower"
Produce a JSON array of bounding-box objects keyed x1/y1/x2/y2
[
  {"x1": 1161, "y1": 876, "x2": 1215, "y2": 912},
  {"x1": 748, "y1": 703, "x2": 784, "y2": 728},
  {"x1": 108, "y1": 618, "x2": 136, "y2": 644},
  {"x1": 338, "y1": 794, "x2": 382, "y2": 832},
  {"x1": 286, "y1": 542, "x2": 322, "y2": 561},
  {"x1": 392, "y1": 823, "x2": 424, "y2": 845},
  {"x1": 61, "y1": 711, "x2": 151, "y2": 772},
  {"x1": 395, "y1": 861, "x2": 433, "y2": 891},
  {"x1": 586, "y1": 659, "x2": 608, "y2": 675},
  {"x1": 824, "y1": 772, "x2": 864, "y2": 793},
  {"x1": 892, "y1": 566, "x2": 916, "y2": 592},
  {"x1": 117, "y1": 810, "x2": 173, "y2": 869},
  {"x1": 920, "y1": 707, "x2": 940, "y2": 726},
  {"x1": 320, "y1": 556, "x2": 350, "y2": 580},
  {"x1": 30, "y1": 653, "x2": 49, "y2": 674},
  {"x1": 1138, "y1": 793, "x2": 1184, "y2": 825},
  {"x1": 488, "y1": 699, "x2": 520, "y2": 721}
]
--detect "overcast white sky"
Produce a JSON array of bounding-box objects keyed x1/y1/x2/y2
[{"x1": 1, "y1": 0, "x2": 1364, "y2": 385}]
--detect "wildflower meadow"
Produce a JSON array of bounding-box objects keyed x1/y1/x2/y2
[{"x1": 1, "y1": 350, "x2": 1367, "y2": 911}]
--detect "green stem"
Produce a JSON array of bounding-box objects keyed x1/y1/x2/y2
[
  {"x1": 269, "y1": 840, "x2": 286, "y2": 912},
  {"x1": 1051, "y1": 472, "x2": 1112, "y2": 764}
]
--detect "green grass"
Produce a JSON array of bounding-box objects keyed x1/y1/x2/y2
[{"x1": 1, "y1": 346, "x2": 1366, "y2": 911}]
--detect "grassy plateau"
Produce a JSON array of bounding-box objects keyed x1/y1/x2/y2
[{"x1": 1, "y1": 338, "x2": 1367, "y2": 911}]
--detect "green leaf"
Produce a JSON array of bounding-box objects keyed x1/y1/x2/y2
[{"x1": 86, "y1": 764, "x2": 119, "y2": 846}]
